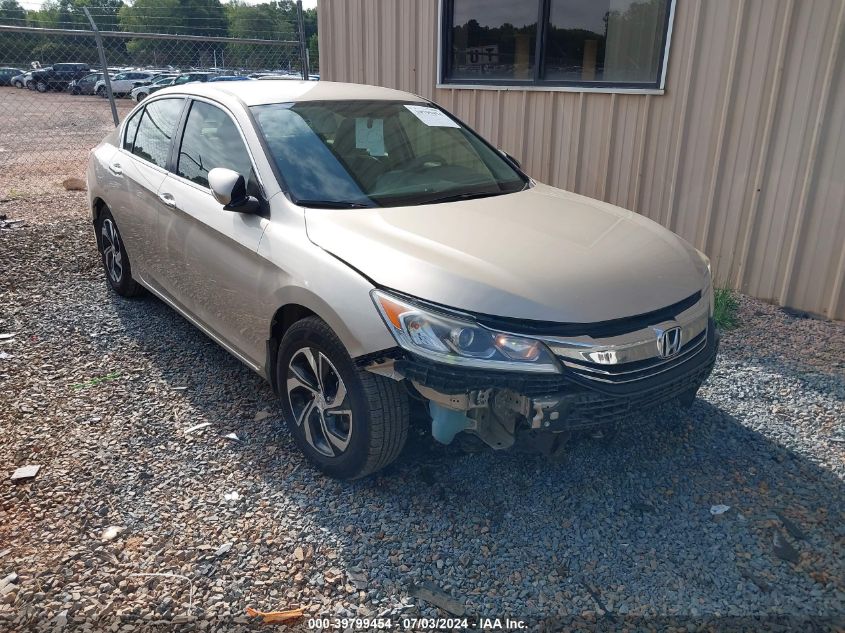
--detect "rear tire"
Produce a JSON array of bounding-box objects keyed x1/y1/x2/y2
[
  {"x1": 277, "y1": 317, "x2": 409, "y2": 479},
  {"x1": 95, "y1": 207, "x2": 144, "y2": 297},
  {"x1": 35, "y1": 81, "x2": 47, "y2": 93}
]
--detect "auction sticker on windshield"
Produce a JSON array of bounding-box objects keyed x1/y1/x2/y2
[{"x1": 404, "y1": 104, "x2": 460, "y2": 128}]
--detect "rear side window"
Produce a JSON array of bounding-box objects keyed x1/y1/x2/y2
[
  {"x1": 130, "y1": 99, "x2": 184, "y2": 169},
  {"x1": 177, "y1": 100, "x2": 256, "y2": 191},
  {"x1": 123, "y1": 109, "x2": 143, "y2": 151}
]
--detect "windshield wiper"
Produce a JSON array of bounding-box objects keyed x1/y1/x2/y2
[
  {"x1": 295, "y1": 200, "x2": 374, "y2": 209},
  {"x1": 415, "y1": 190, "x2": 507, "y2": 206}
]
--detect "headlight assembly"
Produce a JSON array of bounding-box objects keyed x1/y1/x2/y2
[{"x1": 371, "y1": 290, "x2": 560, "y2": 373}]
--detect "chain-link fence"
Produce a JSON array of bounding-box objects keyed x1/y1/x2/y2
[{"x1": 0, "y1": 5, "x2": 309, "y2": 194}]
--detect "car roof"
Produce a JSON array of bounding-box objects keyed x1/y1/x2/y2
[{"x1": 153, "y1": 80, "x2": 425, "y2": 107}]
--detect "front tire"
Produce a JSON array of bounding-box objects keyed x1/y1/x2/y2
[
  {"x1": 277, "y1": 317, "x2": 409, "y2": 479},
  {"x1": 95, "y1": 208, "x2": 143, "y2": 297},
  {"x1": 35, "y1": 81, "x2": 47, "y2": 93}
]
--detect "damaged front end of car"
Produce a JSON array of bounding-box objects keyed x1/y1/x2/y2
[{"x1": 363, "y1": 288, "x2": 719, "y2": 454}]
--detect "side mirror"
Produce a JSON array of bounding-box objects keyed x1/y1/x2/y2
[
  {"x1": 208, "y1": 167, "x2": 261, "y2": 214},
  {"x1": 499, "y1": 149, "x2": 522, "y2": 170}
]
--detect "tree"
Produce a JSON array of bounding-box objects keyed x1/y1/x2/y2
[
  {"x1": 0, "y1": 0, "x2": 26, "y2": 26},
  {"x1": 225, "y1": 1, "x2": 299, "y2": 71}
]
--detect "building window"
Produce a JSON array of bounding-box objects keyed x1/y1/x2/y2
[{"x1": 441, "y1": 0, "x2": 674, "y2": 90}]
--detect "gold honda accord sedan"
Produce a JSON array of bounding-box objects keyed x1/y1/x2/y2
[{"x1": 88, "y1": 80, "x2": 718, "y2": 479}]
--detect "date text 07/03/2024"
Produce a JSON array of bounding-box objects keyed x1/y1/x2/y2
[{"x1": 306, "y1": 617, "x2": 528, "y2": 630}]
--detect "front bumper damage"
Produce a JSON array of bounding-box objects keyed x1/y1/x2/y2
[{"x1": 364, "y1": 319, "x2": 720, "y2": 452}]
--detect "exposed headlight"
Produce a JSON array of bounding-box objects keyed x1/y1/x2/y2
[{"x1": 371, "y1": 290, "x2": 560, "y2": 373}]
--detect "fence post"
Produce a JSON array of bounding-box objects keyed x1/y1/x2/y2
[
  {"x1": 296, "y1": 0, "x2": 310, "y2": 80},
  {"x1": 83, "y1": 7, "x2": 119, "y2": 127}
]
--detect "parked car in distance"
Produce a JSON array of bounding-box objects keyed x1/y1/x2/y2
[
  {"x1": 69, "y1": 72, "x2": 112, "y2": 95},
  {"x1": 0, "y1": 67, "x2": 24, "y2": 86},
  {"x1": 95, "y1": 71, "x2": 159, "y2": 97},
  {"x1": 30, "y1": 63, "x2": 91, "y2": 92},
  {"x1": 208, "y1": 75, "x2": 252, "y2": 82},
  {"x1": 130, "y1": 75, "x2": 176, "y2": 102},
  {"x1": 10, "y1": 71, "x2": 32, "y2": 88},
  {"x1": 257, "y1": 74, "x2": 302, "y2": 80},
  {"x1": 87, "y1": 81, "x2": 718, "y2": 479},
  {"x1": 171, "y1": 72, "x2": 216, "y2": 86}
]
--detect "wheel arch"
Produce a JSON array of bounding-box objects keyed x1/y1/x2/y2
[
  {"x1": 266, "y1": 303, "x2": 317, "y2": 393},
  {"x1": 263, "y1": 285, "x2": 386, "y2": 394},
  {"x1": 91, "y1": 197, "x2": 108, "y2": 250}
]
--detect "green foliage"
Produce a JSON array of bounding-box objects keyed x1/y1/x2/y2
[
  {"x1": 713, "y1": 288, "x2": 740, "y2": 330},
  {"x1": 0, "y1": 0, "x2": 26, "y2": 26},
  {"x1": 308, "y1": 31, "x2": 318, "y2": 71},
  {"x1": 1, "y1": 0, "x2": 315, "y2": 73}
]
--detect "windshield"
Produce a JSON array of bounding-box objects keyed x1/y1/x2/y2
[{"x1": 250, "y1": 100, "x2": 527, "y2": 207}]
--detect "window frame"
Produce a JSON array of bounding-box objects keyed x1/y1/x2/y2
[
  {"x1": 119, "y1": 95, "x2": 265, "y2": 199},
  {"x1": 170, "y1": 96, "x2": 266, "y2": 199},
  {"x1": 120, "y1": 97, "x2": 187, "y2": 171},
  {"x1": 437, "y1": 0, "x2": 677, "y2": 94}
]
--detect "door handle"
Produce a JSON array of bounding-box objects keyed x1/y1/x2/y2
[
  {"x1": 158, "y1": 192, "x2": 176, "y2": 207},
  {"x1": 108, "y1": 162, "x2": 122, "y2": 176}
]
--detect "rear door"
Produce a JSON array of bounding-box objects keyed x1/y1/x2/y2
[
  {"x1": 156, "y1": 98, "x2": 268, "y2": 363},
  {"x1": 110, "y1": 97, "x2": 186, "y2": 286}
]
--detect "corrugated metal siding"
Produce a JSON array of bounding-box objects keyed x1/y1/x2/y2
[{"x1": 319, "y1": 0, "x2": 845, "y2": 319}]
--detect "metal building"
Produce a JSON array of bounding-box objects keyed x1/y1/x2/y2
[{"x1": 318, "y1": 0, "x2": 845, "y2": 320}]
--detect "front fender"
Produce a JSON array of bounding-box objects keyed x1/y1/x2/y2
[{"x1": 256, "y1": 207, "x2": 397, "y2": 365}]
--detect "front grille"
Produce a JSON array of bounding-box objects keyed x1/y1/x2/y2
[
  {"x1": 556, "y1": 355, "x2": 716, "y2": 430},
  {"x1": 559, "y1": 328, "x2": 708, "y2": 385}
]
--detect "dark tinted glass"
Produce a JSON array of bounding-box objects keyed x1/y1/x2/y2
[
  {"x1": 177, "y1": 101, "x2": 255, "y2": 190},
  {"x1": 131, "y1": 98, "x2": 183, "y2": 168},
  {"x1": 545, "y1": 0, "x2": 669, "y2": 83},
  {"x1": 449, "y1": 0, "x2": 537, "y2": 80}
]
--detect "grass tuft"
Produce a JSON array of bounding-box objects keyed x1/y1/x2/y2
[{"x1": 713, "y1": 288, "x2": 740, "y2": 330}]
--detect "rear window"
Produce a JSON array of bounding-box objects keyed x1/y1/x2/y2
[{"x1": 129, "y1": 99, "x2": 184, "y2": 169}]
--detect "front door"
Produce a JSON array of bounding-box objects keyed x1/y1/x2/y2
[{"x1": 156, "y1": 99, "x2": 268, "y2": 364}]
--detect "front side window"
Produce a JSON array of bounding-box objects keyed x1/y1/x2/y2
[
  {"x1": 177, "y1": 100, "x2": 256, "y2": 192},
  {"x1": 251, "y1": 100, "x2": 526, "y2": 208},
  {"x1": 130, "y1": 98, "x2": 184, "y2": 168},
  {"x1": 442, "y1": 0, "x2": 673, "y2": 89}
]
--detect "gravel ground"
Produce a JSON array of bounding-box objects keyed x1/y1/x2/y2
[
  {"x1": 0, "y1": 87, "x2": 134, "y2": 193},
  {"x1": 1, "y1": 186, "x2": 844, "y2": 632}
]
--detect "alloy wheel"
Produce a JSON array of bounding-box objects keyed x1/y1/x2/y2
[
  {"x1": 286, "y1": 347, "x2": 352, "y2": 458},
  {"x1": 100, "y1": 218, "x2": 123, "y2": 284}
]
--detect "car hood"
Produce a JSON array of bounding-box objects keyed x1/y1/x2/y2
[{"x1": 304, "y1": 183, "x2": 707, "y2": 323}]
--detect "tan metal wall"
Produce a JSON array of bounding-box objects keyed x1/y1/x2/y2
[{"x1": 318, "y1": 0, "x2": 845, "y2": 320}]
